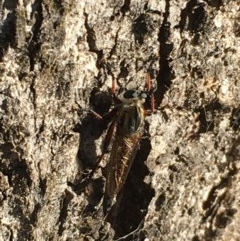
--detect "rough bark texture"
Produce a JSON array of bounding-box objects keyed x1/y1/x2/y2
[{"x1": 0, "y1": 0, "x2": 240, "y2": 240}]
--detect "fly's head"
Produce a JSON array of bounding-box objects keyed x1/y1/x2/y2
[
  {"x1": 115, "y1": 73, "x2": 155, "y2": 113},
  {"x1": 121, "y1": 89, "x2": 147, "y2": 106},
  {"x1": 109, "y1": 74, "x2": 155, "y2": 135}
]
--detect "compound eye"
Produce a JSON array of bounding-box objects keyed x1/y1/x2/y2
[
  {"x1": 123, "y1": 90, "x2": 139, "y2": 99},
  {"x1": 140, "y1": 93, "x2": 147, "y2": 99},
  {"x1": 132, "y1": 91, "x2": 139, "y2": 98}
]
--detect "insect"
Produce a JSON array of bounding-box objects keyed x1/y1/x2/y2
[
  {"x1": 86, "y1": 75, "x2": 155, "y2": 200},
  {"x1": 105, "y1": 89, "x2": 147, "y2": 197}
]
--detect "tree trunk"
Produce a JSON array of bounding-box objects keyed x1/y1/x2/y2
[{"x1": 0, "y1": 0, "x2": 240, "y2": 240}]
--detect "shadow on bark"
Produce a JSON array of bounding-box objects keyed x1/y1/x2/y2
[{"x1": 106, "y1": 127, "x2": 154, "y2": 240}]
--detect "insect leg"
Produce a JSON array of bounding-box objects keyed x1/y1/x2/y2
[
  {"x1": 110, "y1": 78, "x2": 123, "y2": 106},
  {"x1": 89, "y1": 109, "x2": 103, "y2": 119},
  {"x1": 146, "y1": 73, "x2": 156, "y2": 112},
  {"x1": 102, "y1": 119, "x2": 117, "y2": 153},
  {"x1": 111, "y1": 77, "x2": 117, "y2": 95},
  {"x1": 73, "y1": 100, "x2": 104, "y2": 120},
  {"x1": 82, "y1": 110, "x2": 118, "y2": 182}
]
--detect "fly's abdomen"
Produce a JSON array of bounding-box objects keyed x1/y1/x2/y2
[{"x1": 105, "y1": 132, "x2": 142, "y2": 197}]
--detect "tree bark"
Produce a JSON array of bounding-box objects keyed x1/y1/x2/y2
[{"x1": 0, "y1": 0, "x2": 240, "y2": 240}]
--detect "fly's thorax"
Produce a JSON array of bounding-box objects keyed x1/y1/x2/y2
[
  {"x1": 115, "y1": 89, "x2": 147, "y2": 135},
  {"x1": 117, "y1": 100, "x2": 145, "y2": 135}
]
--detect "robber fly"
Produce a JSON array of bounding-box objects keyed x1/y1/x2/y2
[
  {"x1": 87, "y1": 75, "x2": 155, "y2": 199},
  {"x1": 104, "y1": 89, "x2": 147, "y2": 197}
]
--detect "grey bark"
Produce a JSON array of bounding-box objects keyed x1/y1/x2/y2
[{"x1": 0, "y1": 0, "x2": 240, "y2": 240}]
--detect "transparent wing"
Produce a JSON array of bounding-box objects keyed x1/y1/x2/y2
[{"x1": 105, "y1": 132, "x2": 142, "y2": 197}]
